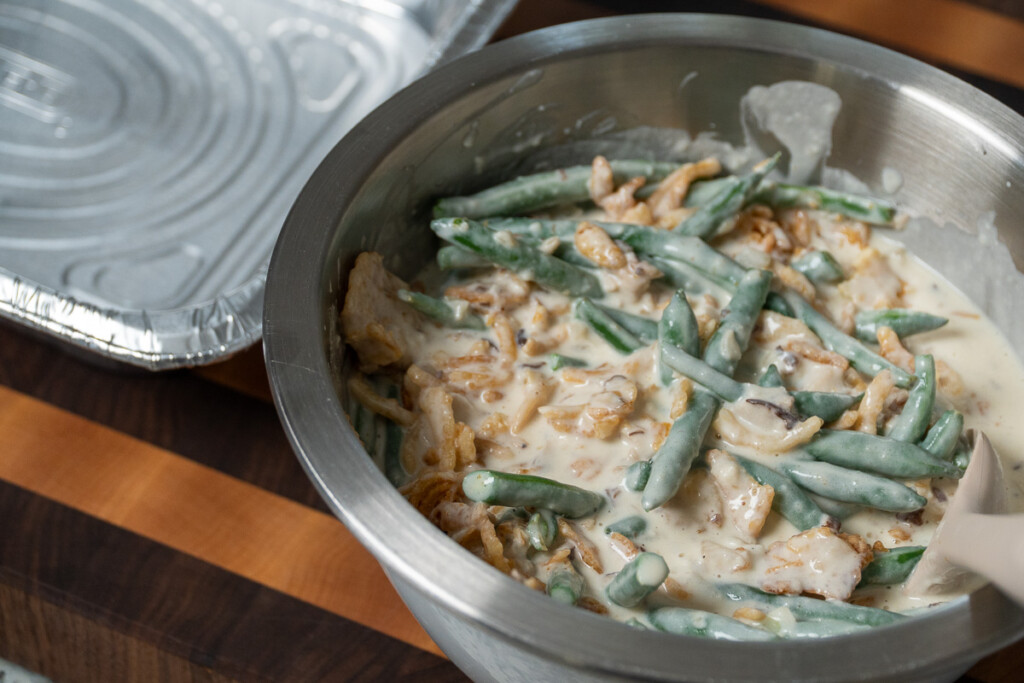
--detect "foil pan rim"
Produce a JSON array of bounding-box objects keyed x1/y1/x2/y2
[{"x1": 0, "y1": 264, "x2": 265, "y2": 371}]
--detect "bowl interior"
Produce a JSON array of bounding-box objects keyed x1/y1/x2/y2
[{"x1": 265, "y1": 14, "x2": 1024, "y2": 682}]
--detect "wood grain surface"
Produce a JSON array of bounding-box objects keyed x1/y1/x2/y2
[{"x1": 1, "y1": 1, "x2": 1022, "y2": 681}]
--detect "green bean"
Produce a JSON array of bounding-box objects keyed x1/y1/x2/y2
[
  {"x1": 859, "y1": 546, "x2": 925, "y2": 586},
  {"x1": 758, "y1": 364, "x2": 785, "y2": 388},
  {"x1": 491, "y1": 506, "x2": 530, "y2": 524},
  {"x1": 853, "y1": 308, "x2": 948, "y2": 344},
  {"x1": 659, "y1": 290, "x2": 701, "y2": 385},
  {"x1": 483, "y1": 218, "x2": 747, "y2": 286},
  {"x1": 719, "y1": 583, "x2": 907, "y2": 626},
  {"x1": 780, "y1": 290, "x2": 914, "y2": 387},
  {"x1": 650, "y1": 256, "x2": 730, "y2": 294},
  {"x1": 782, "y1": 460, "x2": 927, "y2": 512},
  {"x1": 792, "y1": 390, "x2": 861, "y2": 423},
  {"x1": 703, "y1": 269, "x2": 772, "y2": 376},
  {"x1": 684, "y1": 176, "x2": 741, "y2": 207},
  {"x1": 763, "y1": 291, "x2": 794, "y2": 317},
  {"x1": 644, "y1": 268, "x2": 768, "y2": 511},
  {"x1": 574, "y1": 298, "x2": 644, "y2": 353},
  {"x1": 431, "y1": 217, "x2": 603, "y2": 298},
  {"x1": 437, "y1": 244, "x2": 490, "y2": 270},
  {"x1": 886, "y1": 354, "x2": 935, "y2": 443},
  {"x1": 734, "y1": 455, "x2": 831, "y2": 531},
  {"x1": 605, "y1": 515, "x2": 647, "y2": 540},
  {"x1": 595, "y1": 303, "x2": 658, "y2": 344},
  {"x1": 652, "y1": 236, "x2": 747, "y2": 287},
  {"x1": 919, "y1": 410, "x2": 964, "y2": 461},
  {"x1": 750, "y1": 182, "x2": 898, "y2": 226},
  {"x1": 526, "y1": 509, "x2": 559, "y2": 552},
  {"x1": 658, "y1": 343, "x2": 744, "y2": 402},
  {"x1": 805, "y1": 429, "x2": 961, "y2": 479},
  {"x1": 624, "y1": 460, "x2": 651, "y2": 491},
  {"x1": 642, "y1": 389, "x2": 719, "y2": 511},
  {"x1": 382, "y1": 385, "x2": 409, "y2": 488},
  {"x1": 351, "y1": 398, "x2": 378, "y2": 455},
  {"x1": 780, "y1": 619, "x2": 873, "y2": 639},
  {"x1": 397, "y1": 289, "x2": 486, "y2": 331},
  {"x1": 606, "y1": 552, "x2": 670, "y2": 607},
  {"x1": 648, "y1": 607, "x2": 777, "y2": 641},
  {"x1": 806, "y1": 493, "x2": 862, "y2": 520},
  {"x1": 676, "y1": 154, "x2": 780, "y2": 238},
  {"x1": 462, "y1": 470, "x2": 604, "y2": 518},
  {"x1": 547, "y1": 563, "x2": 586, "y2": 606},
  {"x1": 434, "y1": 160, "x2": 681, "y2": 218},
  {"x1": 791, "y1": 250, "x2": 844, "y2": 284},
  {"x1": 550, "y1": 353, "x2": 587, "y2": 371},
  {"x1": 953, "y1": 447, "x2": 971, "y2": 472},
  {"x1": 468, "y1": 220, "x2": 595, "y2": 268}
]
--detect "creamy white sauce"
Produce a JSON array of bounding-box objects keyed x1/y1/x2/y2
[
  {"x1": 392, "y1": 216, "x2": 1024, "y2": 623},
  {"x1": 345, "y1": 79, "x2": 1024, "y2": 631}
]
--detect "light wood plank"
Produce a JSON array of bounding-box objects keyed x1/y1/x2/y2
[{"x1": 0, "y1": 385, "x2": 440, "y2": 657}]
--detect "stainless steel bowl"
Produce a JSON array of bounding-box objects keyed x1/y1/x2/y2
[{"x1": 264, "y1": 14, "x2": 1024, "y2": 682}]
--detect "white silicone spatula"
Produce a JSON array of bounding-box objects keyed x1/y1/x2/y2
[{"x1": 904, "y1": 430, "x2": 1024, "y2": 606}]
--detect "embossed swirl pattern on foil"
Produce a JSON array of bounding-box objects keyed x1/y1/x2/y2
[{"x1": 0, "y1": 0, "x2": 429, "y2": 309}]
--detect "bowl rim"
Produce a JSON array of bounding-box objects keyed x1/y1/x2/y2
[{"x1": 264, "y1": 12, "x2": 1024, "y2": 681}]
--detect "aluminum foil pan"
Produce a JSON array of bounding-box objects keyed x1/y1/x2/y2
[{"x1": 0, "y1": 0, "x2": 516, "y2": 369}]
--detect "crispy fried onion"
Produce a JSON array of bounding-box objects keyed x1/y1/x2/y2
[
  {"x1": 855, "y1": 369, "x2": 895, "y2": 434},
  {"x1": 398, "y1": 385, "x2": 476, "y2": 472},
  {"x1": 445, "y1": 270, "x2": 530, "y2": 312},
  {"x1": 607, "y1": 248, "x2": 663, "y2": 300},
  {"x1": 438, "y1": 350, "x2": 513, "y2": 394},
  {"x1": 773, "y1": 263, "x2": 816, "y2": 302},
  {"x1": 606, "y1": 531, "x2": 640, "y2": 561},
  {"x1": 670, "y1": 377, "x2": 693, "y2": 420},
  {"x1": 434, "y1": 501, "x2": 510, "y2": 572},
  {"x1": 557, "y1": 518, "x2": 603, "y2": 574},
  {"x1": 488, "y1": 312, "x2": 518, "y2": 367},
  {"x1": 510, "y1": 369, "x2": 553, "y2": 433},
  {"x1": 403, "y1": 364, "x2": 441, "y2": 405},
  {"x1": 575, "y1": 221, "x2": 626, "y2": 269},
  {"x1": 776, "y1": 208, "x2": 815, "y2": 247},
  {"x1": 538, "y1": 375, "x2": 638, "y2": 439},
  {"x1": 760, "y1": 527, "x2": 872, "y2": 600},
  {"x1": 348, "y1": 374, "x2": 415, "y2": 427},
  {"x1": 679, "y1": 468, "x2": 724, "y2": 529},
  {"x1": 706, "y1": 449, "x2": 774, "y2": 542},
  {"x1": 713, "y1": 402, "x2": 823, "y2": 453},
  {"x1": 729, "y1": 205, "x2": 794, "y2": 257},
  {"x1": 587, "y1": 155, "x2": 648, "y2": 221},
  {"x1": 661, "y1": 577, "x2": 691, "y2": 602},
  {"x1": 402, "y1": 470, "x2": 462, "y2": 519},
  {"x1": 587, "y1": 155, "x2": 615, "y2": 203},
  {"x1": 784, "y1": 338, "x2": 849, "y2": 371},
  {"x1": 647, "y1": 157, "x2": 722, "y2": 220},
  {"x1": 341, "y1": 252, "x2": 422, "y2": 372}
]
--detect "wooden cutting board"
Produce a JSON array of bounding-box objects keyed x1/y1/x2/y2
[{"x1": 2, "y1": 1, "x2": 1023, "y2": 681}]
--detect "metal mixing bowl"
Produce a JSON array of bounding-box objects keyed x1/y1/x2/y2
[{"x1": 264, "y1": 14, "x2": 1024, "y2": 682}]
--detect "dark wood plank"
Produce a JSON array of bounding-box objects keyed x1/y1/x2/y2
[
  {"x1": 0, "y1": 480, "x2": 467, "y2": 683},
  {"x1": 0, "y1": 322, "x2": 325, "y2": 512}
]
